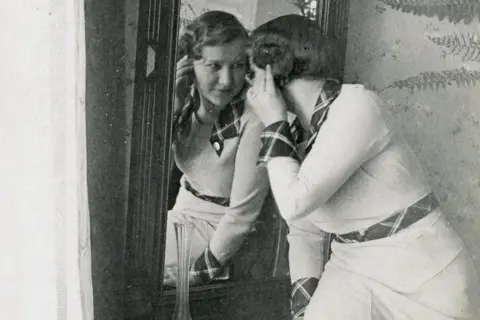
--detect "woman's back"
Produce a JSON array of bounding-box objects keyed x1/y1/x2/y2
[{"x1": 306, "y1": 84, "x2": 433, "y2": 234}]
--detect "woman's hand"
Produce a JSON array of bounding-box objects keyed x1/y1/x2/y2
[
  {"x1": 174, "y1": 55, "x2": 195, "y2": 114},
  {"x1": 162, "y1": 268, "x2": 205, "y2": 288},
  {"x1": 247, "y1": 64, "x2": 288, "y2": 126}
]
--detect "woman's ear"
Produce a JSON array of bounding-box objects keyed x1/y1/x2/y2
[{"x1": 275, "y1": 76, "x2": 289, "y2": 88}]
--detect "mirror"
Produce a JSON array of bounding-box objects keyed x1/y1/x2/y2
[{"x1": 163, "y1": 0, "x2": 322, "y2": 313}]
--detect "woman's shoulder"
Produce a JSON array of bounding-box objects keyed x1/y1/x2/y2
[
  {"x1": 325, "y1": 84, "x2": 396, "y2": 138},
  {"x1": 338, "y1": 84, "x2": 382, "y2": 107},
  {"x1": 334, "y1": 83, "x2": 387, "y2": 119}
]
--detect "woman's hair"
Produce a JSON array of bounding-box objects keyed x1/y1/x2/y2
[
  {"x1": 250, "y1": 14, "x2": 340, "y2": 81},
  {"x1": 178, "y1": 11, "x2": 249, "y2": 60}
]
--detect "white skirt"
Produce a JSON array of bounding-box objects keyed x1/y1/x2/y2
[
  {"x1": 163, "y1": 187, "x2": 230, "y2": 286},
  {"x1": 305, "y1": 209, "x2": 480, "y2": 319}
]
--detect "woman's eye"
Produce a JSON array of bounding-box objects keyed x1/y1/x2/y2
[{"x1": 205, "y1": 63, "x2": 221, "y2": 70}]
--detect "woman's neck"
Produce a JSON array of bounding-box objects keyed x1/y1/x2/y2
[
  {"x1": 196, "y1": 94, "x2": 221, "y2": 124},
  {"x1": 285, "y1": 78, "x2": 326, "y2": 129}
]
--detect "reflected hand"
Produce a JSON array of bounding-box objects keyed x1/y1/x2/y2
[
  {"x1": 163, "y1": 247, "x2": 225, "y2": 288},
  {"x1": 247, "y1": 64, "x2": 287, "y2": 126},
  {"x1": 162, "y1": 269, "x2": 196, "y2": 288},
  {"x1": 163, "y1": 275, "x2": 176, "y2": 288},
  {"x1": 162, "y1": 268, "x2": 208, "y2": 288},
  {"x1": 174, "y1": 55, "x2": 194, "y2": 114}
]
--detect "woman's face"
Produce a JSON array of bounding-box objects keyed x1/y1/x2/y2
[{"x1": 193, "y1": 38, "x2": 247, "y2": 109}]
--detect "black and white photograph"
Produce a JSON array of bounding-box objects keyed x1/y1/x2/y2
[{"x1": 2, "y1": 1, "x2": 480, "y2": 319}]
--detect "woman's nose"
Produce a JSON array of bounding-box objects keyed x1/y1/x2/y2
[{"x1": 218, "y1": 66, "x2": 233, "y2": 87}]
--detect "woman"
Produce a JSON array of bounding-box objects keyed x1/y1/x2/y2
[
  {"x1": 163, "y1": 11, "x2": 269, "y2": 287},
  {"x1": 247, "y1": 14, "x2": 479, "y2": 319}
]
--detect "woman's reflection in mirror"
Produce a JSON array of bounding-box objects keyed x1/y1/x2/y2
[{"x1": 164, "y1": 11, "x2": 270, "y2": 288}]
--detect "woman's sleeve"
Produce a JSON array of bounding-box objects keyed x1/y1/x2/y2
[
  {"x1": 259, "y1": 88, "x2": 390, "y2": 222},
  {"x1": 287, "y1": 218, "x2": 327, "y2": 318}
]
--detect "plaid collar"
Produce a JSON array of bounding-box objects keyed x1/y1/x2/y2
[
  {"x1": 291, "y1": 79, "x2": 342, "y2": 154},
  {"x1": 178, "y1": 85, "x2": 247, "y2": 156},
  {"x1": 210, "y1": 86, "x2": 246, "y2": 156}
]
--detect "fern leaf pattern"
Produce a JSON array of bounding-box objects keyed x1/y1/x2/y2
[
  {"x1": 378, "y1": 0, "x2": 480, "y2": 24},
  {"x1": 381, "y1": 67, "x2": 480, "y2": 92},
  {"x1": 427, "y1": 32, "x2": 480, "y2": 62},
  {"x1": 179, "y1": 2, "x2": 208, "y2": 28}
]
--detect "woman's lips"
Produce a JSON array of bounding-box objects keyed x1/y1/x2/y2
[{"x1": 214, "y1": 89, "x2": 233, "y2": 96}]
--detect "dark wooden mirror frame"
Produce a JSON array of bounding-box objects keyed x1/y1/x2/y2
[{"x1": 122, "y1": 1, "x2": 350, "y2": 319}]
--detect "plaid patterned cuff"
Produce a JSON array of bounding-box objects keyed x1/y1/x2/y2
[
  {"x1": 190, "y1": 247, "x2": 225, "y2": 285},
  {"x1": 291, "y1": 277, "x2": 319, "y2": 318},
  {"x1": 258, "y1": 121, "x2": 300, "y2": 165}
]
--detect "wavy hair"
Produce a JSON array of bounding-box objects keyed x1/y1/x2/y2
[
  {"x1": 250, "y1": 14, "x2": 340, "y2": 82},
  {"x1": 178, "y1": 11, "x2": 249, "y2": 61}
]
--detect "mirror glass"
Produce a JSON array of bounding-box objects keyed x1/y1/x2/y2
[{"x1": 165, "y1": 0, "x2": 321, "y2": 295}]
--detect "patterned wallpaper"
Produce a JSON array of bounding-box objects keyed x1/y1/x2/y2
[
  {"x1": 344, "y1": 1, "x2": 480, "y2": 301},
  {"x1": 179, "y1": 0, "x2": 258, "y2": 30}
]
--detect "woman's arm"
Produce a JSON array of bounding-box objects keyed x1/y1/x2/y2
[
  {"x1": 188, "y1": 109, "x2": 270, "y2": 284},
  {"x1": 262, "y1": 89, "x2": 390, "y2": 222},
  {"x1": 209, "y1": 112, "x2": 270, "y2": 264},
  {"x1": 287, "y1": 218, "x2": 327, "y2": 318}
]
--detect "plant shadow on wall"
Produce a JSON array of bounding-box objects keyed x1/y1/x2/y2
[
  {"x1": 180, "y1": 2, "x2": 208, "y2": 30},
  {"x1": 179, "y1": 0, "x2": 319, "y2": 30},
  {"x1": 289, "y1": 0, "x2": 319, "y2": 20},
  {"x1": 373, "y1": 0, "x2": 480, "y2": 94}
]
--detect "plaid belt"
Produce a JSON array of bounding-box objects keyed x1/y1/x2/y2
[
  {"x1": 184, "y1": 180, "x2": 230, "y2": 207},
  {"x1": 334, "y1": 193, "x2": 439, "y2": 244}
]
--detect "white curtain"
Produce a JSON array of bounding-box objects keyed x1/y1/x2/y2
[{"x1": 0, "y1": 1, "x2": 93, "y2": 320}]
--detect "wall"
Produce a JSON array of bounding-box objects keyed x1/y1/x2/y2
[
  {"x1": 254, "y1": 0, "x2": 300, "y2": 26},
  {"x1": 344, "y1": 0, "x2": 480, "y2": 308},
  {"x1": 181, "y1": 0, "x2": 259, "y2": 30},
  {"x1": 1, "y1": 1, "x2": 93, "y2": 318}
]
